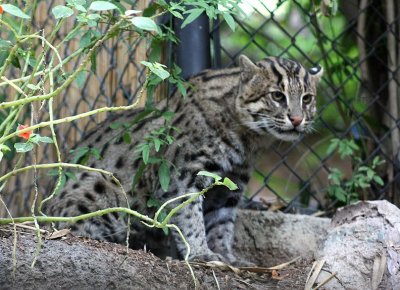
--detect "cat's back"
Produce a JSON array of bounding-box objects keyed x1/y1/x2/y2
[{"x1": 45, "y1": 66, "x2": 243, "y2": 215}]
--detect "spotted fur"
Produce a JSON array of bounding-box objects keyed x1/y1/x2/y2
[{"x1": 46, "y1": 55, "x2": 323, "y2": 265}]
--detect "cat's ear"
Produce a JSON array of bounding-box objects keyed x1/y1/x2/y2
[
  {"x1": 309, "y1": 65, "x2": 323, "y2": 83},
  {"x1": 239, "y1": 55, "x2": 258, "y2": 81}
]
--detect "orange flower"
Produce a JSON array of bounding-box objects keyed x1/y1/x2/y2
[
  {"x1": 17, "y1": 124, "x2": 32, "y2": 140},
  {"x1": 0, "y1": 6, "x2": 3, "y2": 14}
]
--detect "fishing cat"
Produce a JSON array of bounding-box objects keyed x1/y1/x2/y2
[{"x1": 46, "y1": 55, "x2": 323, "y2": 265}]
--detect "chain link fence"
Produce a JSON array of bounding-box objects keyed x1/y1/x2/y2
[
  {"x1": 1, "y1": 0, "x2": 399, "y2": 217},
  {"x1": 211, "y1": 0, "x2": 400, "y2": 213},
  {"x1": 0, "y1": 0, "x2": 149, "y2": 216}
]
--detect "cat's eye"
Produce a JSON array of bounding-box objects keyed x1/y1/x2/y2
[
  {"x1": 270, "y1": 92, "x2": 286, "y2": 102},
  {"x1": 302, "y1": 94, "x2": 313, "y2": 104}
]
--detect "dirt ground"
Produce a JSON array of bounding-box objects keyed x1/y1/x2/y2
[
  {"x1": 1, "y1": 201, "x2": 398, "y2": 289},
  {"x1": 0, "y1": 225, "x2": 314, "y2": 289}
]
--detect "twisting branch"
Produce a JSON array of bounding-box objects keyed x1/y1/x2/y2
[{"x1": 0, "y1": 19, "x2": 125, "y2": 110}]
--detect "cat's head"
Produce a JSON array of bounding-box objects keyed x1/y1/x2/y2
[{"x1": 236, "y1": 55, "x2": 323, "y2": 141}]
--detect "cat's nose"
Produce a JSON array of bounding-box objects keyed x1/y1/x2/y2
[{"x1": 289, "y1": 115, "x2": 303, "y2": 127}]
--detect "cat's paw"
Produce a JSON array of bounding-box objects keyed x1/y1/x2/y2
[
  {"x1": 224, "y1": 253, "x2": 256, "y2": 267},
  {"x1": 231, "y1": 258, "x2": 256, "y2": 267},
  {"x1": 190, "y1": 250, "x2": 227, "y2": 263}
]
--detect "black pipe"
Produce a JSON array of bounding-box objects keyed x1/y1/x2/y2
[
  {"x1": 212, "y1": 18, "x2": 222, "y2": 69},
  {"x1": 174, "y1": 13, "x2": 211, "y2": 79}
]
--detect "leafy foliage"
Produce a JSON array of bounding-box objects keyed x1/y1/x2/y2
[
  {"x1": 326, "y1": 138, "x2": 385, "y2": 204},
  {"x1": 134, "y1": 111, "x2": 179, "y2": 192},
  {"x1": 0, "y1": 0, "x2": 237, "y2": 188},
  {"x1": 69, "y1": 146, "x2": 102, "y2": 165}
]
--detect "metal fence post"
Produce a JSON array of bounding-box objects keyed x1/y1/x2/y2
[{"x1": 174, "y1": 13, "x2": 211, "y2": 79}]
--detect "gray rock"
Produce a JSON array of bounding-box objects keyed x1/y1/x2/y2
[
  {"x1": 315, "y1": 201, "x2": 400, "y2": 290},
  {"x1": 234, "y1": 209, "x2": 330, "y2": 266}
]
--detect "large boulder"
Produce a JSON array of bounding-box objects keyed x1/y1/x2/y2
[{"x1": 315, "y1": 201, "x2": 400, "y2": 289}]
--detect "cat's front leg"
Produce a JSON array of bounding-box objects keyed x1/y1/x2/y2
[
  {"x1": 158, "y1": 185, "x2": 227, "y2": 263},
  {"x1": 204, "y1": 206, "x2": 238, "y2": 264},
  {"x1": 203, "y1": 178, "x2": 255, "y2": 266}
]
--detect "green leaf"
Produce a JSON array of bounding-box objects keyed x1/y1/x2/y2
[
  {"x1": 38, "y1": 136, "x2": 54, "y2": 143},
  {"x1": 197, "y1": 171, "x2": 222, "y2": 181},
  {"x1": 67, "y1": 0, "x2": 87, "y2": 12},
  {"x1": 132, "y1": 162, "x2": 146, "y2": 190},
  {"x1": 131, "y1": 17, "x2": 159, "y2": 32},
  {"x1": 80, "y1": 31, "x2": 92, "y2": 48},
  {"x1": 326, "y1": 138, "x2": 339, "y2": 155},
  {"x1": 154, "y1": 138, "x2": 161, "y2": 152},
  {"x1": 0, "y1": 144, "x2": 11, "y2": 162},
  {"x1": 366, "y1": 169, "x2": 375, "y2": 180},
  {"x1": 166, "y1": 135, "x2": 174, "y2": 144},
  {"x1": 67, "y1": 0, "x2": 86, "y2": 6},
  {"x1": 27, "y1": 84, "x2": 40, "y2": 91},
  {"x1": 334, "y1": 188, "x2": 347, "y2": 203},
  {"x1": 0, "y1": 144, "x2": 11, "y2": 152},
  {"x1": 109, "y1": 122, "x2": 122, "y2": 130},
  {"x1": 75, "y1": 5, "x2": 87, "y2": 12},
  {"x1": 65, "y1": 170, "x2": 78, "y2": 182},
  {"x1": 52, "y1": 5, "x2": 74, "y2": 19},
  {"x1": 170, "y1": 10, "x2": 183, "y2": 19},
  {"x1": 177, "y1": 82, "x2": 187, "y2": 97},
  {"x1": 70, "y1": 147, "x2": 90, "y2": 164},
  {"x1": 10, "y1": 54, "x2": 21, "y2": 69},
  {"x1": 147, "y1": 157, "x2": 162, "y2": 164},
  {"x1": 90, "y1": 148, "x2": 102, "y2": 160},
  {"x1": 348, "y1": 140, "x2": 360, "y2": 151},
  {"x1": 181, "y1": 8, "x2": 204, "y2": 28},
  {"x1": 14, "y1": 142, "x2": 34, "y2": 153},
  {"x1": 29, "y1": 134, "x2": 41, "y2": 144},
  {"x1": 372, "y1": 156, "x2": 385, "y2": 167},
  {"x1": 90, "y1": 51, "x2": 97, "y2": 72},
  {"x1": 2, "y1": 4, "x2": 31, "y2": 19},
  {"x1": 159, "y1": 161, "x2": 170, "y2": 192},
  {"x1": 47, "y1": 169, "x2": 60, "y2": 176},
  {"x1": 162, "y1": 111, "x2": 174, "y2": 122},
  {"x1": 54, "y1": 173, "x2": 67, "y2": 195},
  {"x1": 147, "y1": 197, "x2": 160, "y2": 208},
  {"x1": 142, "y1": 144, "x2": 150, "y2": 164},
  {"x1": 122, "y1": 132, "x2": 131, "y2": 144},
  {"x1": 373, "y1": 175, "x2": 384, "y2": 186},
  {"x1": 88, "y1": 1, "x2": 118, "y2": 11},
  {"x1": 124, "y1": 9, "x2": 142, "y2": 17},
  {"x1": 75, "y1": 70, "x2": 87, "y2": 88},
  {"x1": 204, "y1": 6, "x2": 216, "y2": 20},
  {"x1": 222, "y1": 13, "x2": 236, "y2": 31},
  {"x1": 328, "y1": 168, "x2": 343, "y2": 185},
  {"x1": 223, "y1": 177, "x2": 238, "y2": 191},
  {"x1": 141, "y1": 61, "x2": 170, "y2": 80},
  {"x1": 0, "y1": 39, "x2": 13, "y2": 50},
  {"x1": 87, "y1": 13, "x2": 102, "y2": 20}
]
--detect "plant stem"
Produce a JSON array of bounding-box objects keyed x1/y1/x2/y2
[
  {"x1": 0, "y1": 162, "x2": 119, "y2": 186},
  {"x1": 0, "y1": 91, "x2": 145, "y2": 145},
  {"x1": 0, "y1": 207, "x2": 153, "y2": 225},
  {"x1": 0, "y1": 47, "x2": 84, "y2": 88},
  {"x1": 0, "y1": 19, "x2": 125, "y2": 110}
]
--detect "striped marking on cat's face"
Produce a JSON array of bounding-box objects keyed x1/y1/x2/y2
[{"x1": 237, "y1": 55, "x2": 323, "y2": 141}]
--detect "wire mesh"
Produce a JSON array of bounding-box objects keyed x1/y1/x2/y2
[
  {"x1": 0, "y1": 1, "x2": 148, "y2": 216},
  {"x1": 211, "y1": 0, "x2": 400, "y2": 213}
]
